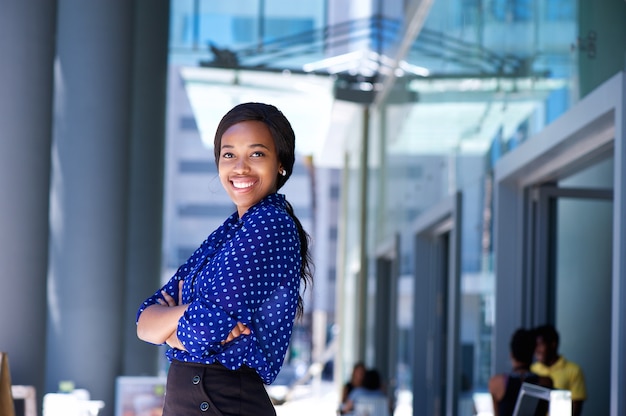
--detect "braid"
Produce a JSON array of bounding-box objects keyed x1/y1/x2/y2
[{"x1": 284, "y1": 199, "x2": 313, "y2": 319}]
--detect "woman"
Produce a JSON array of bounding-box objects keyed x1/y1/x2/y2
[
  {"x1": 488, "y1": 328, "x2": 552, "y2": 416},
  {"x1": 339, "y1": 362, "x2": 366, "y2": 414},
  {"x1": 340, "y1": 368, "x2": 387, "y2": 416},
  {"x1": 136, "y1": 102, "x2": 312, "y2": 416}
]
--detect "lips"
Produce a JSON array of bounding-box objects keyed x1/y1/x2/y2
[{"x1": 231, "y1": 178, "x2": 257, "y2": 189}]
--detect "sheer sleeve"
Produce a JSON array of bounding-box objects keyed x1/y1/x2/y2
[
  {"x1": 236, "y1": 210, "x2": 302, "y2": 383},
  {"x1": 141, "y1": 197, "x2": 304, "y2": 383},
  {"x1": 176, "y1": 207, "x2": 302, "y2": 381},
  {"x1": 135, "y1": 238, "x2": 211, "y2": 324},
  {"x1": 246, "y1": 269, "x2": 300, "y2": 384}
]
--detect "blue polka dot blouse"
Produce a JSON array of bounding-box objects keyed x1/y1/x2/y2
[{"x1": 137, "y1": 193, "x2": 302, "y2": 384}]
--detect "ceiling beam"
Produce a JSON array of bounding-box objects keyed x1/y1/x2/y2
[{"x1": 374, "y1": 0, "x2": 434, "y2": 108}]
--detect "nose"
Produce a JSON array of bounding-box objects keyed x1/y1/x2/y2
[{"x1": 233, "y1": 157, "x2": 249, "y2": 173}]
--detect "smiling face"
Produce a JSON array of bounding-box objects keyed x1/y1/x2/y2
[
  {"x1": 535, "y1": 335, "x2": 558, "y2": 366},
  {"x1": 218, "y1": 120, "x2": 282, "y2": 217}
]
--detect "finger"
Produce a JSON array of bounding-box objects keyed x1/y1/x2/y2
[
  {"x1": 222, "y1": 325, "x2": 241, "y2": 345},
  {"x1": 230, "y1": 326, "x2": 242, "y2": 338},
  {"x1": 235, "y1": 321, "x2": 250, "y2": 336},
  {"x1": 160, "y1": 290, "x2": 176, "y2": 307},
  {"x1": 237, "y1": 322, "x2": 251, "y2": 335},
  {"x1": 178, "y1": 280, "x2": 184, "y2": 305},
  {"x1": 221, "y1": 322, "x2": 250, "y2": 345}
]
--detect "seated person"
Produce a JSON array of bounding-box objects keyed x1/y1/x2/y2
[
  {"x1": 339, "y1": 361, "x2": 366, "y2": 414},
  {"x1": 531, "y1": 324, "x2": 586, "y2": 416},
  {"x1": 340, "y1": 368, "x2": 387, "y2": 416},
  {"x1": 489, "y1": 328, "x2": 552, "y2": 416}
]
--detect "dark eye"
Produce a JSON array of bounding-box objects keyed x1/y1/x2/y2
[
  {"x1": 251, "y1": 151, "x2": 265, "y2": 157},
  {"x1": 221, "y1": 152, "x2": 234, "y2": 159}
]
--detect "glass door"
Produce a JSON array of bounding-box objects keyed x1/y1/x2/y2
[
  {"x1": 412, "y1": 194, "x2": 462, "y2": 416},
  {"x1": 372, "y1": 237, "x2": 400, "y2": 408},
  {"x1": 528, "y1": 184, "x2": 612, "y2": 416}
]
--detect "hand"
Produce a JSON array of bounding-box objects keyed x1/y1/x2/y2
[
  {"x1": 221, "y1": 322, "x2": 251, "y2": 345},
  {"x1": 166, "y1": 332, "x2": 186, "y2": 351},
  {"x1": 157, "y1": 280, "x2": 187, "y2": 350},
  {"x1": 341, "y1": 400, "x2": 354, "y2": 413},
  {"x1": 157, "y1": 280, "x2": 184, "y2": 307}
]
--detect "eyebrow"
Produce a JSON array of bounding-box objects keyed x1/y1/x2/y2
[{"x1": 220, "y1": 143, "x2": 271, "y2": 151}]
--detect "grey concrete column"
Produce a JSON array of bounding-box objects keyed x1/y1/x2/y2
[
  {"x1": 122, "y1": 0, "x2": 170, "y2": 376},
  {"x1": 0, "y1": 0, "x2": 57, "y2": 398},
  {"x1": 46, "y1": 1, "x2": 133, "y2": 412}
]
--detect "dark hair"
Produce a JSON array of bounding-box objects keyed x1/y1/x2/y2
[
  {"x1": 534, "y1": 324, "x2": 560, "y2": 346},
  {"x1": 509, "y1": 328, "x2": 535, "y2": 365},
  {"x1": 213, "y1": 102, "x2": 313, "y2": 318},
  {"x1": 352, "y1": 361, "x2": 366, "y2": 371},
  {"x1": 362, "y1": 369, "x2": 382, "y2": 391},
  {"x1": 214, "y1": 102, "x2": 294, "y2": 190}
]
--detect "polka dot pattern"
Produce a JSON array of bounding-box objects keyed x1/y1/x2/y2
[{"x1": 137, "y1": 193, "x2": 302, "y2": 384}]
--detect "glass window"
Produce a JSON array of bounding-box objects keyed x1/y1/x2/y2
[
  {"x1": 179, "y1": 160, "x2": 214, "y2": 173},
  {"x1": 489, "y1": 0, "x2": 533, "y2": 22},
  {"x1": 169, "y1": 0, "x2": 324, "y2": 53},
  {"x1": 178, "y1": 203, "x2": 235, "y2": 217},
  {"x1": 545, "y1": 0, "x2": 574, "y2": 21},
  {"x1": 180, "y1": 116, "x2": 198, "y2": 130}
]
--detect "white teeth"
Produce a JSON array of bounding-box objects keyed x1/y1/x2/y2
[{"x1": 232, "y1": 181, "x2": 254, "y2": 189}]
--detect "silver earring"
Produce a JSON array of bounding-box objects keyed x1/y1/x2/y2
[{"x1": 280, "y1": 169, "x2": 287, "y2": 177}]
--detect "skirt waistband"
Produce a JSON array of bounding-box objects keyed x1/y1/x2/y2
[{"x1": 169, "y1": 360, "x2": 260, "y2": 378}]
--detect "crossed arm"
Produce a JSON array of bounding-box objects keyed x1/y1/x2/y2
[{"x1": 136, "y1": 280, "x2": 249, "y2": 349}]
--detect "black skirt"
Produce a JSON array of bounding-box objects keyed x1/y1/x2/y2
[{"x1": 162, "y1": 360, "x2": 277, "y2": 416}]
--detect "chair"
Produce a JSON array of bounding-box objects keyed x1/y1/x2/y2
[
  {"x1": 11, "y1": 385, "x2": 37, "y2": 416},
  {"x1": 43, "y1": 393, "x2": 81, "y2": 416},
  {"x1": 43, "y1": 391, "x2": 105, "y2": 416},
  {"x1": 1, "y1": 352, "x2": 16, "y2": 416}
]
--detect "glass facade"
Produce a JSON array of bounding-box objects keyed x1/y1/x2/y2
[
  {"x1": 165, "y1": 0, "x2": 626, "y2": 415},
  {"x1": 336, "y1": 0, "x2": 580, "y2": 413},
  {"x1": 3, "y1": 1, "x2": 625, "y2": 414},
  {"x1": 169, "y1": 0, "x2": 327, "y2": 66}
]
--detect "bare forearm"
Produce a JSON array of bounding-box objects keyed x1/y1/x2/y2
[{"x1": 137, "y1": 304, "x2": 188, "y2": 344}]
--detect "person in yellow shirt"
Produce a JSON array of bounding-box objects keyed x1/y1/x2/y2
[
  {"x1": 531, "y1": 324, "x2": 587, "y2": 416},
  {"x1": 489, "y1": 328, "x2": 552, "y2": 416}
]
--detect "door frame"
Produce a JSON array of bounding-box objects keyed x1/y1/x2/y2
[
  {"x1": 493, "y1": 71, "x2": 626, "y2": 415},
  {"x1": 411, "y1": 192, "x2": 462, "y2": 416},
  {"x1": 526, "y1": 184, "x2": 613, "y2": 325},
  {"x1": 372, "y1": 235, "x2": 400, "y2": 402}
]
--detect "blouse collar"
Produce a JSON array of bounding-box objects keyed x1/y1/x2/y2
[{"x1": 230, "y1": 193, "x2": 286, "y2": 225}]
